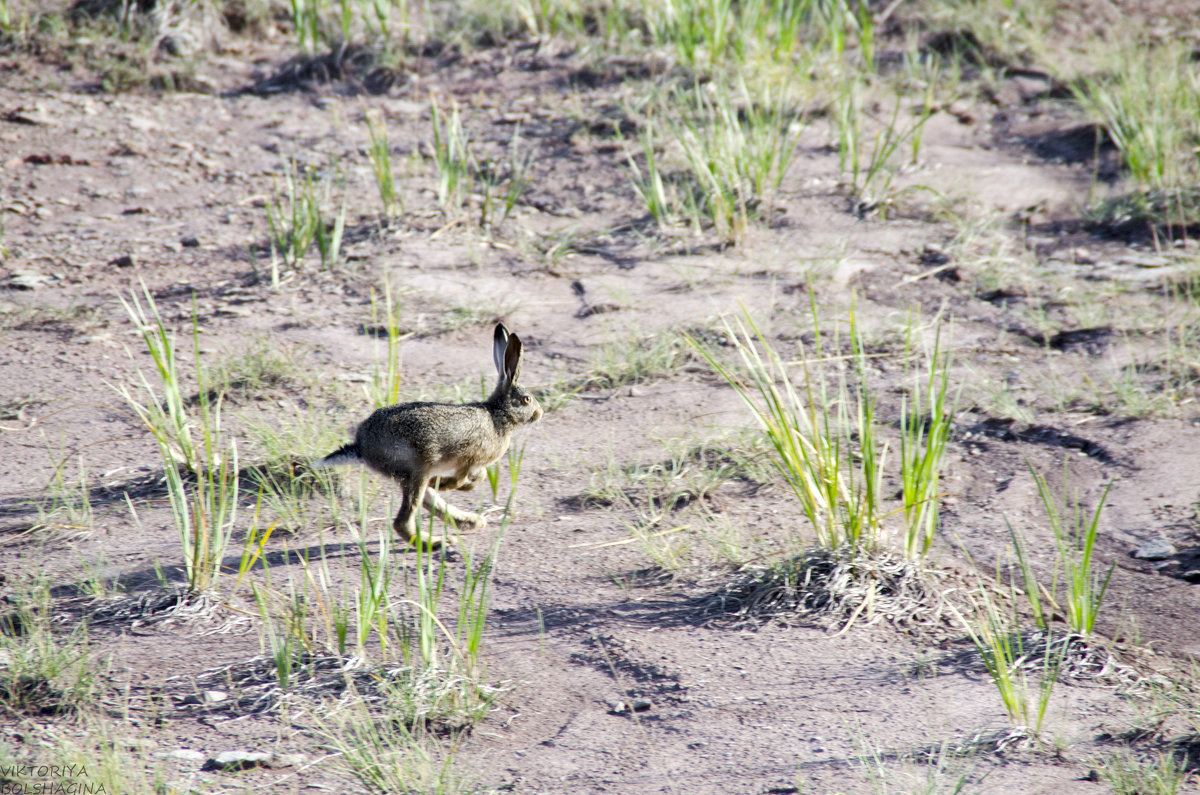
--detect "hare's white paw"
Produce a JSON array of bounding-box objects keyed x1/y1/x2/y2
[{"x1": 450, "y1": 509, "x2": 486, "y2": 530}]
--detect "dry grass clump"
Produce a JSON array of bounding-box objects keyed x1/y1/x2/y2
[
  {"x1": 700, "y1": 547, "x2": 949, "y2": 632},
  {"x1": 932, "y1": 630, "x2": 1148, "y2": 691},
  {"x1": 164, "y1": 652, "x2": 502, "y2": 728}
]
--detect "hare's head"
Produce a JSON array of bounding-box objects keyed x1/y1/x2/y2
[{"x1": 489, "y1": 323, "x2": 543, "y2": 427}]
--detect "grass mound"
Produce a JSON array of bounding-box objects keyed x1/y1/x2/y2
[
  {"x1": 165, "y1": 653, "x2": 500, "y2": 729},
  {"x1": 249, "y1": 43, "x2": 399, "y2": 95},
  {"x1": 701, "y1": 546, "x2": 948, "y2": 631},
  {"x1": 932, "y1": 630, "x2": 1147, "y2": 690},
  {"x1": 1086, "y1": 187, "x2": 1200, "y2": 239}
]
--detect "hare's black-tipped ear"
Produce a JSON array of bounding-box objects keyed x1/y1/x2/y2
[
  {"x1": 503, "y1": 333, "x2": 523, "y2": 388},
  {"x1": 493, "y1": 323, "x2": 510, "y2": 383}
]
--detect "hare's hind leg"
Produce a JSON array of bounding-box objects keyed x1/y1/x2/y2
[
  {"x1": 424, "y1": 466, "x2": 487, "y2": 530},
  {"x1": 394, "y1": 470, "x2": 449, "y2": 549},
  {"x1": 422, "y1": 487, "x2": 486, "y2": 530}
]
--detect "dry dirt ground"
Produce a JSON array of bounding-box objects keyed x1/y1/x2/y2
[{"x1": 3, "y1": 3, "x2": 1200, "y2": 794}]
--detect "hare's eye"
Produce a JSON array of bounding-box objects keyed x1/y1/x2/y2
[{"x1": 522, "y1": 395, "x2": 531, "y2": 404}]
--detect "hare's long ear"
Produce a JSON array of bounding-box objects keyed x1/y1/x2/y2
[
  {"x1": 503, "y1": 333, "x2": 523, "y2": 388},
  {"x1": 493, "y1": 323, "x2": 511, "y2": 386}
]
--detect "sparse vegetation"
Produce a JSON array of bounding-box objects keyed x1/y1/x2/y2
[
  {"x1": 686, "y1": 305, "x2": 962, "y2": 634},
  {"x1": 313, "y1": 696, "x2": 481, "y2": 794},
  {"x1": 628, "y1": 78, "x2": 803, "y2": 239},
  {"x1": 1097, "y1": 749, "x2": 1189, "y2": 795},
  {"x1": 583, "y1": 433, "x2": 763, "y2": 572},
  {"x1": 265, "y1": 156, "x2": 347, "y2": 280},
  {"x1": 286, "y1": 0, "x2": 411, "y2": 55},
  {"x1": 241, "y1": 405, "x2": 346, "y2": 529},
  {"x1": 6, "y1": 1, "x2": 1200, "y2": 791},
  {"x1": 365, "y1": 107, "x2": 403, "y2": 220},
  {"x1": 1030, "y1": 463, "x2": 1114, "y2": 638},
  {"x1": 1074, "y1": 39, "x2": 1200, "y2": 231},
  {"x1": 117, "y1": 287, "x2": 240, "y2": 596},
  {"x1": 899, "y1": 325, "x2": 955, "y2": 559},
  {"x1": 949, "y1": 581, "x2": 1065, "y2": 737},
  {"x1": 832, "y1": 75, "x2": 936, "y2": 217},
  {"x1": 0, "y1": 577, "x2": 96, "y2": 716},
  {"x1": 428, "y1": 95, "x2": 535, "y2": 229},
  {"x1": 950, "y1": 462, "x2": 1119, "y2": 737},
  {"x1": 28, "y1": 453, "x2": 94, "y2": 537},
  {"x1": 691, "y1": 306, "x2": 889, "y2": 554},
  {"x1": 586, "y1": 328, "x2": 690, "y2": 390},
  {"x1": 203, "y1": 335, "x2": 307, "y2": 402},
  {"x1": 431, "y1": 96, "x2": 473, "y2": 216}
]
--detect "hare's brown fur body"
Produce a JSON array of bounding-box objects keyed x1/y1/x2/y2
[{"x1": 317, "y1": 324, "x2": 541, "y2": 547}]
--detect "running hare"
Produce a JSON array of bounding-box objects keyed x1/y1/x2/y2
[{"x1": 316, "y1": 323, "x2": 542, "y2": 548}]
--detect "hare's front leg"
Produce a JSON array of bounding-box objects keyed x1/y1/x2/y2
[
  {"x1": 430, "y1": 466, "x2": 485, "y2": 492},
  {"x1": 453, "y1": 466, "x2": 486, "y2": 492}
]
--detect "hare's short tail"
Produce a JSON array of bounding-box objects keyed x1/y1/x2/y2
[{"x1": 313, "y1": 443, "x2": 362, "y2": 469}]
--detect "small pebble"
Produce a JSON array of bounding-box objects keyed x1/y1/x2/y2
[
  {"x1": 1132, "y1": 536, "x2": 1175, "y2": 561},
  {"x1": 6, "y1": 271, "x2": 52, "y2": 289},
  {"x1": 201, "y1": 750, "x2": 273, "y2": 772}
]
